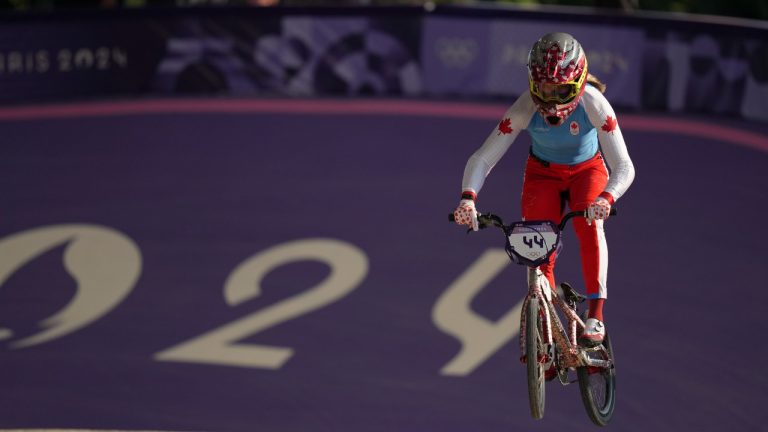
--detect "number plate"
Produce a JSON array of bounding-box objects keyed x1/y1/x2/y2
[{"x1": 505, "y1": 221, "x2": 560, "y2": 266}]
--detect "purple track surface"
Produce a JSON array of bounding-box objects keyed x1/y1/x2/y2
[{"x1": 0, "y1": 99, "x2": 766, "y2": 431}]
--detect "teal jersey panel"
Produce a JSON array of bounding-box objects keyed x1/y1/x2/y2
[{"x1": 527, "y1": 104, "x2": 599, "y2": 164}]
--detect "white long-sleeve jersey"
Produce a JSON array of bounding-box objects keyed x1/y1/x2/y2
[{"x1": 462, "y1": 86, "x2": 635, "y2": 202}]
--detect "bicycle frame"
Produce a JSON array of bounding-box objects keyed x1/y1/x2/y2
[{"x1": 520, "y1": 268, "x2": 611, "y2": 372}]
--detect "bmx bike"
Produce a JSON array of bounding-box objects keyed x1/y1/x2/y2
[{"x1": 450, "y1": 209, "x2": 617, "y2": 426}]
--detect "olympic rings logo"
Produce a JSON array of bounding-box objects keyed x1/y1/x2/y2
[{"x1": 435, "y1": 37, "x2": 478, "y2": 68}]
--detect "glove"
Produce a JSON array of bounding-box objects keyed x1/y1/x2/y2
[
  {"x1": 586, "y1": 196, "x2": 611, "y2": 226},
  {"x1": 453, "y1": 199, "x2": 479, "y2": 231}
]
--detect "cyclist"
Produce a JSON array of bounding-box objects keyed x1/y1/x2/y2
[{"x1": 453, "y1": 32, "x2": 635, "y2": 347}]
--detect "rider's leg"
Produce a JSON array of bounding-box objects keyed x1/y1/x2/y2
[
  {"x1": 588, "y1": 299, "x2": 605, "y2": 321},
  {"x1": 573, "y1": 218, "x2": 607, "y2": 317},
  {"x1": 521, "y1": 156, "x2": 566, "y2": 290},
  {"x1": 568, "y1": 154, "x2": 609, "y2": 320}
]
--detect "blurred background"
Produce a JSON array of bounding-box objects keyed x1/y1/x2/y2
[
  {"x1": 0, "y1": 1, "x2": 766, "y2": 432},
  {"x1": 0, "y1": 0, "x2": 765, "y2": 120},
  {"x1": 0, "y1": 0, "x2": 767, "y2": 22}
]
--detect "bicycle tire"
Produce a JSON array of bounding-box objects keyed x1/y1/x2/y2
[
  {"x1": 525, "y1": 297, "x2": 546, "y2": 419},
  {"x1": 576, "y1": 325, "x2": 616, "y2": 426}
]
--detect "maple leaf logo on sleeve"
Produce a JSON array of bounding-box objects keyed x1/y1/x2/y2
[
  {"x1": 497, "y1": 118, "x2": 513, "y2": 135},
  {"x1": 601, "y1": 115, "x2": 618, "y2": 134}
]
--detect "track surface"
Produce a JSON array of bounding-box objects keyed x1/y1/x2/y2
[{"x1": 0, "y1": 99, "x2": 766, "y2": 431}]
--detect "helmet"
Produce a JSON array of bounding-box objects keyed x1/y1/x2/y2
[{"x1": 527, "y1": 32, "x2": 588, "y2": 126}]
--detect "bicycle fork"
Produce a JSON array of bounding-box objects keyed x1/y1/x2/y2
[{"x1": 520, "y1": 268, "x2": 555, "y2": 365}]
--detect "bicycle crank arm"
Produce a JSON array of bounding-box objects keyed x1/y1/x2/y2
[
  {"x1": 579, "y1": 353, "x2": 613, "y2": 369},
  {"x1": 579, "y1": 347, "x2": 614, "y2": 369}
]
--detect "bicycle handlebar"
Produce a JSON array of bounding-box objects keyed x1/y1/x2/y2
[
  {"x1": 448, "y1": 208, "x2": 617, "y2": 231},
  {"x1": 558, "y1": 208, "x2": 617, "y2": 230}
]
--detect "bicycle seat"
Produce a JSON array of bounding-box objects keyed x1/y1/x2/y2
[{"x1": 560, "y1": 282, "x2": 586, "y2": 304}]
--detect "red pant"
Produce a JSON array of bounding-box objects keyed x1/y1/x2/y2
[{"x1": 521, "y1": 152, "x2": 609, "y2": 299}]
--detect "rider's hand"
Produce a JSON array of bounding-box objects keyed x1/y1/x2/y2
[
  {"x1": 454, "y1": 198, "x2": 479, "y2": 231},
  {"x1": 586, "y1": 196, "x2": 611, "y2": 226}
]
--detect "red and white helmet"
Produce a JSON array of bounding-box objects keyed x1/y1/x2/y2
[{"x1": 527, "y1": 32, "x2": 588, "y2": 126}]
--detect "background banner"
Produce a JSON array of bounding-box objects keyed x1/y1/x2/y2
[
  {"x1": 0, "y1": 7, "x2": 765, "y2": 120},
  {"x1": 0, "y1": 18, "x2": 162, "y2": 102}
]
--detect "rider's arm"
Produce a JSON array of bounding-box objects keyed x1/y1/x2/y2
[
  {"x1": 461, "y1": 93, "x2": 536, "y2": 197},
  {"x1": 581, "y1": 86, "x2": 636, "y2": 204}
]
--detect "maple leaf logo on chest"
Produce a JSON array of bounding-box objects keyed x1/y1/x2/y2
[
  {"x1": 569, "y1": 121, "x2": 579, "y2": 135},
  {"x1": 601, "y1": 115, "x2": 618, "y2": 134},
  {"x1": 497, "y1": 118, "x2": 513, "y2": 135}
]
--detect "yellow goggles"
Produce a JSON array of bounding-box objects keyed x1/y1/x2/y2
[{"x1": 529, "y1": 66, "x2": 588, "y2": 103}]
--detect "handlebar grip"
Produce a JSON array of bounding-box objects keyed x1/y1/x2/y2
[
  {"x1": 610, "y1": 208, "x2": 617, "y2": 216},
  {"x1": 449, "y1": 213, "x2": 456, "y2": 222}
]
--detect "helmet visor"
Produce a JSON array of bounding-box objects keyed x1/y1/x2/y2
[{"x1": 531, "y1": 82, "x2": 579, "y2": 103}]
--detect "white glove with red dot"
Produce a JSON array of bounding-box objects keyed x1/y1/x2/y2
[
  {"x1": 586, "y1": 196, "x2": 611, "y2": 226},
  {"x1": 453, "y1": 199, "x2": 479, "y2": 232}
]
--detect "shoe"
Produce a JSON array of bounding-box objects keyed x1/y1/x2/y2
[{"x1": 579, "y1": 318, "x2": 605, "y2": 347}]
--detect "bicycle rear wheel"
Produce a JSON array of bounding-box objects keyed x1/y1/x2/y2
[
  {"x1": 577, "y1": 328, "x2": 616, "y2": 426},
  {"x1": 525, "y1": 297, "x2": 546, "y2": 419}
]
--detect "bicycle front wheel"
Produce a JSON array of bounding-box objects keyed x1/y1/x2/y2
[
  {"x1": 577, "y1": 329, "x2": 616, "y2": 426},
  {"x1": 525, "y1": 296, "x2": 546, "y2": 419}
]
